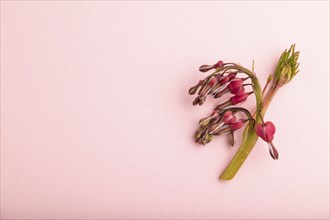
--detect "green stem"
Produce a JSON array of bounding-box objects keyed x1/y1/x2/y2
[{"x1": 219, "y1": 84, "x2": 280, "y2": 180}]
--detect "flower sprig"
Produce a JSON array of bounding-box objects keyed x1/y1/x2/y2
[{"x1": 188, "y1": 44, "x2": 300, "y2": 180}]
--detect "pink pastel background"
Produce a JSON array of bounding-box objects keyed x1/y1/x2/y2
[{"x1": 1, "y1": 1, "x2": 329, "y2": 219}]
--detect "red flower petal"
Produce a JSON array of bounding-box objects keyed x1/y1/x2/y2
[
  {"x1": 223, "y1": 111, "x2": 236, "y2": 124},
  {"x1": 229, "y1": 119, "x2": 246, "y2": 131},
  {"x1": 255, "y1": 123, "x2": 267, "y2": 141},
  {"x1": 265, "y1": 121, "x2": 275, "y2": 142}
]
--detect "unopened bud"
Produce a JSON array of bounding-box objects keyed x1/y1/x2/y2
[
  {"x1": 223, "y1": 111, "x2": 236, "y2": 124},
  {"x1": 214, "y1": 60, "x2": 224, "y2": 68},
  {"x1": 228, "y1": 131, "x2": 235, "y2": 146},
  {"x1": 208, "y1": 77, "x2": 217, "y2": 87},
  {"x1": 230, "y1": 92, "x2": 252, "y2": 105},
  {"x1": 199, "y1": 77, "x2": 216, "y2": 97},
  {"x1": 229, "y1": 119, "x2": 247, "y2": 131},
  {"x1": 193, "y1": 97, "x2": 200, "y2": 105},
  {"x1": 274, "y1": 44, "x2": 300, "y2": 86},
  {"x1": 188, "y1": 80, "x2": 203, "y2": 95},
  {"x1": 268, "y1": 142, "x2": 279, "y2": 160},
  {"x1": 199, "y1": 60, "x2": 224, "y2": 72},
  {"x1": 231, "y1": 86, "x2": 245, "y2": 95},
  {"x1": 227, "y1": 78, "x2": 244, "y2": 92},
  {"x1": 214, "y1": 78, "x2": 245, "y2": 99},
  {"x1": 214, "y1": 88, "x2": 229, "y2": 99},
  {"x1": 217, "y1": 72, "x2": 237, "y2": 85}
]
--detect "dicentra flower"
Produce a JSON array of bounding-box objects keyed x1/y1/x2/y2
[
  {"x1": 195, "y1": 108, "x2": 253, "y2": 147},
  {"x1": 215, "y1": 92, "x2": 253, "y2": 110},
  {"x1": 256, "y1": 121, "x2": 279, "y2": 160}
]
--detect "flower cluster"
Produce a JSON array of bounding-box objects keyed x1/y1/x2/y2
[
  {"x1": 195, "y1": 108, "x2": 253, "y2": 146},
  {"x1": 189, "y1": 62, "x2": 253, "y2": 108},
  {"x1": 189, "y1": 60, "x2": 279, "y2": 160}
]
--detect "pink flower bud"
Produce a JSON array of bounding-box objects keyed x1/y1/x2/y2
[
  {"x1": 214, "y1": 75, "x2": 243, "y2": 99},
  {"x1": 255, "y1": 121, "x2": 278, "y2": 160},
  {"x1": 199, "y1": 65, "x2": 214, "y2": 73},
  {"x1": 223, "y1": 111, "x2": 236, "y2": 124},
  {"x1": 231, "y1": 86, "x2": 245, "y2": 95},
  {"x1": 230, "y1": 92, "x2": 252, "y2": 105},
  {"x1": 227, "y1": 78, "x2": 244, "y2": 92},
  {"x1": 255, "y1": 121, "x2": 276, "y2": 142},
  {"x1": 217, "y1": 72, "x2": 237, "y2": 85},
  {"x1": 268, "y1": 142, "x2": 279, "y2": 160},
  {"x1": 188, "y1": 80, "x2": 203, "y2": 95},
  {"x1": 199, "y1": 77, "x2": 216, "y2": 97},
  {"x1": 209, "y1": 82, "x2": 225, "y2": 95},
  {"x1": 199, "y1": 60, "x2": 223, "y2": 72},
  {"x1": 229, "y1": 119, "x2": 246, "y2": 131},
  {"x1": 208, "y1": 77, "x2": 217, "y2": 87},
  {"x1": 213, "y1": 60, "x2": 224, "y2": 68}
]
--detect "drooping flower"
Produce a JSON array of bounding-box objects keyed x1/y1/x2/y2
[
  {"x1": 256, "y1": 121, "x2": 276, "y2": 142},
  {"x1": 209, "y1": 72, "x2": 238, "y2": 95},
  {"x1": 199, "y1": 77, "x2": 217, "y2": 97},
  {"x1": 214, "y1": 77, "x2": 249, "y2": 99},
  {"x1": 228, "y1": 119, "x2": 247, "y2": 131},
  {"x1": 209, "y1": 111, "x2": 248, "y2": 136},
  {"x1": 217, "y1": 72, "x2": 237, "y2": 85},
  {"x1": 215, "y1": 92, "x2": 253, "y2": 110},
  {"x1": 230, "y1": 92, "x2": 252, "y2": 105},
  {"x1": 199, "y1": 60, "x2": 224, "y2": 72},
  {"x1": 222, "y1": 111, "x2": 236, "y2": 124},
  {"x1": 256, "y1": 121, "x2": 279, "y2": 160}
]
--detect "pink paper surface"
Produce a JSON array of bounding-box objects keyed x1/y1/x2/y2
[{"x1": 1, "y1": 1, "x2": 329, "y2": 219}]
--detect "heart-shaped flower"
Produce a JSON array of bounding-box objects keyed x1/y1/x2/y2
[
  {"x1": 255, "y1": 121, "x2": 278, "y2": 160},
  {"x1": 255, "y1": 121, "x2": 276, "y2": 142}
]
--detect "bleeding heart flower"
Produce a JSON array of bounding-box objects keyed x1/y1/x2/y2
[
  {"x1": 231, "y1": 86, "x2": 245, "y2": 95},
  {"x1": 228, "y1": 119, "x2": 247, "y2": 131},
  {"x1": 255, "y1": 121, "x2": 276, "y2": 142},
  {"x1": 230, "y1": 92, "x2": 253, "y2": 105},
  {"x1": 227, "y1": 78, "x2": 245, "y2": 92},
  {"x1": 215, "y1": 92, "x2": 253, "y2": 110},
  {"x1": 255, "y1": 121, "x2": 279, "y2": 160},
  {"x1": 217, "y1": 72, "x2": 237, "y2": 84},
  {"x1": 223, "y1": 111, "x2": 236, "y2": 124}
]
